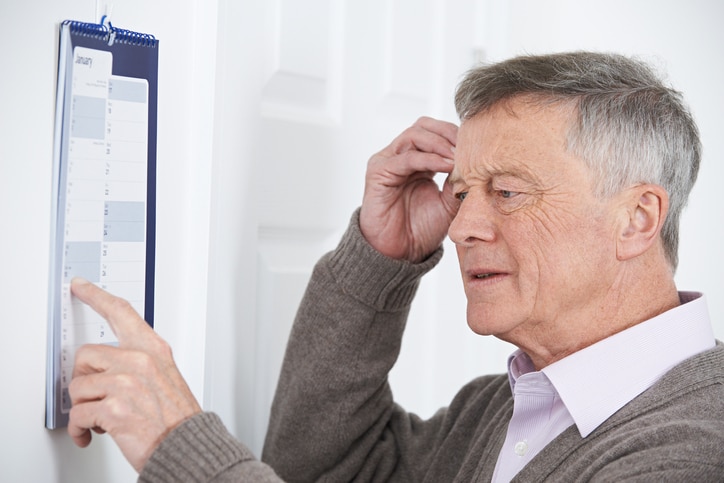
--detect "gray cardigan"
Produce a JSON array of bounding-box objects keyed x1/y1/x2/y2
[{"x1": 140, "y1": 213, "x2": 724, "y2": 482}]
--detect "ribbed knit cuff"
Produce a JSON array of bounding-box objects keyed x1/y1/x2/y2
[
  {"x1": 326, "y1": 208, "x2": 443, "y2": 312},
  {"x1": 139, "y1": 412, "x2": 254, "y2": 483}
]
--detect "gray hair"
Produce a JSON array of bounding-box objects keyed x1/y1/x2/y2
[{"x1": 454, "y1": 51, "x2": 701, "y2": 271}]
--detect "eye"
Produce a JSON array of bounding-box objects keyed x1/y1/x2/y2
[
  {"x1": 456, "y1": 191, "x2": 468, "y2": 201},
  {"x1": 494, "y1": 188, "x2": 529, "y2": 214}
]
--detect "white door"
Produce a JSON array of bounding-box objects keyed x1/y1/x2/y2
[{"x1": 204, "y1": 0, "x2": 516, "y2": 455}]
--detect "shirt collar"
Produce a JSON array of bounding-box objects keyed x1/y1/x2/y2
[{"x1": 507, "y1": 292, "x2": 715, "y2": 438}]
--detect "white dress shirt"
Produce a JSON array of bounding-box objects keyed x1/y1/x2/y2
[{"x1": 491, "y1": 292, "x2": 715, "y2": 482}]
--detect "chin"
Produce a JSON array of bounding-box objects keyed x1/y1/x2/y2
[
  {"x1": 466, "y1": 305, "x2": 524, "y2": 338},
  {"x1": 466, "y1": 318, "x2": 508, "y2": 337}
]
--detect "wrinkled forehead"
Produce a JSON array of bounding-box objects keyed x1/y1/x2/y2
[{"x1": 450, "y1": 98, "x2": 582, "y2": 184}]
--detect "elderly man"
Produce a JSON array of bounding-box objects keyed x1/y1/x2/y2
[{"x1": 69, "y1": 52, "x2": 723, "y2": 481}]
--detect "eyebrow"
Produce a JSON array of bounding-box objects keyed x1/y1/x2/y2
[{"x1": 449, "y1": 164, "x2": 538, "y2": 187}]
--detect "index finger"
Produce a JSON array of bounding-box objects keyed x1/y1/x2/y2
[
  {"x1": 387, "y1": 117, "x2": 458, "y2": 159},
  {"x1": 415, "y1": 116, "x2": 458, "y2": 145},
  {"x1": 70, "y1": 278, "x2": 152, "y2": 345}
]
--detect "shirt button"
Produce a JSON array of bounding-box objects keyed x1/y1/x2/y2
[{"x1": 514, "y1": 441, "x2": 528, "y2": 456}]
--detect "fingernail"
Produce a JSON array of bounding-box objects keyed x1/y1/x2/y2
[
  {"x1": 71, "y1": 277, "x2": 90, "y2": 286},
  {"x1": 443, "y1": 158, "x2": 455, "y2": 164}
]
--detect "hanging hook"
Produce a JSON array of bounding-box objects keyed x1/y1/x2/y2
[{"x1": 100, "y1": 5, "x2": 115, "y2": 46}]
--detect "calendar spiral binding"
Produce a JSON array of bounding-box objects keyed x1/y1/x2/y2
[{"x1": 62, "y1": 19, "x2": 157, "y2": 48}]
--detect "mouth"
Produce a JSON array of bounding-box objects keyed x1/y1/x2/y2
[
  {"x1": 468, "y1": 269, "x2": 507, "y2": 283},
  {"x1": 474, "y1": 273, "x2": 498, "y2": 280}
]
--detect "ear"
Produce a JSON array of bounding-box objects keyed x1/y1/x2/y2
[{"x1": 616, "y1": 184, "x2": 669, "y2": 261}]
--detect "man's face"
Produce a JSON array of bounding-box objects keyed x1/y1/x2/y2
[{"x1": 449, "y1": 98, "x2": 621, "y2": 353}]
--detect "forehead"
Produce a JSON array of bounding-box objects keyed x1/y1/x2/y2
[{"x1": 451, "y1": 99, "x2": 578, "y2": 183}]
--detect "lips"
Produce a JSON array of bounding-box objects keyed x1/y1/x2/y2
[{"x1": 468, "y1": 268, "x2": 506, "y2": 279}]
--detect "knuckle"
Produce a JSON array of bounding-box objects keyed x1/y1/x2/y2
[
  {"x1": 73, "y1": 344, "x2": 90, "y2": 360},
  {"x1": 129, "y1": 341, "x2": 173, "y2": 371},
  {"x1": 145, "y1": 334, "x2": 173, "y2": 358},
  {"x1": 156, "y1": 339, "x2": 174, "y2": 360},
  {"x1": 115, "y1": 371, "x2": 137, "y2": 389},
  {"x1": 129, "y1": 350, "x2": 156, "y2": 372},
  {"x1": 103, "y1": 394, "x2": 131, "y2": 421},
  {"x1": 67, "y1": 404, "x2": 90, "y2": 430},
  {"x1": 67, "y1": 376, "x2": 82, "y2": 398},
  {"x1": 108, "y1": 296, "x2": 134, "y2": 315}
]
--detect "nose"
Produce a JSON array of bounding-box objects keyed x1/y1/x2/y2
[{"x1": 448, "y1": 193, "x2": 496, "y2": 247}]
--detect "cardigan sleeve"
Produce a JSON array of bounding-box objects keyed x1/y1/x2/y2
[
  {"x1": 139, "y1": 412, "x2": 283, "y2": 482},
  {"x1": 261, "y1": 209, "x2": 445, "y2": 482}
]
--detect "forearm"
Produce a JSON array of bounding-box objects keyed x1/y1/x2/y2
[{"x1": 262, "y1": 210, "x2": 442, "y2": 482}]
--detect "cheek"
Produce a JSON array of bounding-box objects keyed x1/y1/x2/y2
[
  {"x1": 511, "y1": 207, "x2": 615, "y2": 289},
  {"x1": 505, "y1": 210, "x2": 588, "y2": 285},
  {"x1": 505, "y1": 213, "x2": 558, "y2": 266}
]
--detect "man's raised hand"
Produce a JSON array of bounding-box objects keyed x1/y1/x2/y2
[{"x1": 360, "y1": 117, "x2": 459, "y2": 263}]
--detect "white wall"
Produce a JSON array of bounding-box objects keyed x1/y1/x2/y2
[
  {"x1": 1, "y1": 0, "x2": 722, "y2": 481},
  {"x1": 0, "y1": 0, "x2": 216, "y2": 480}
]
